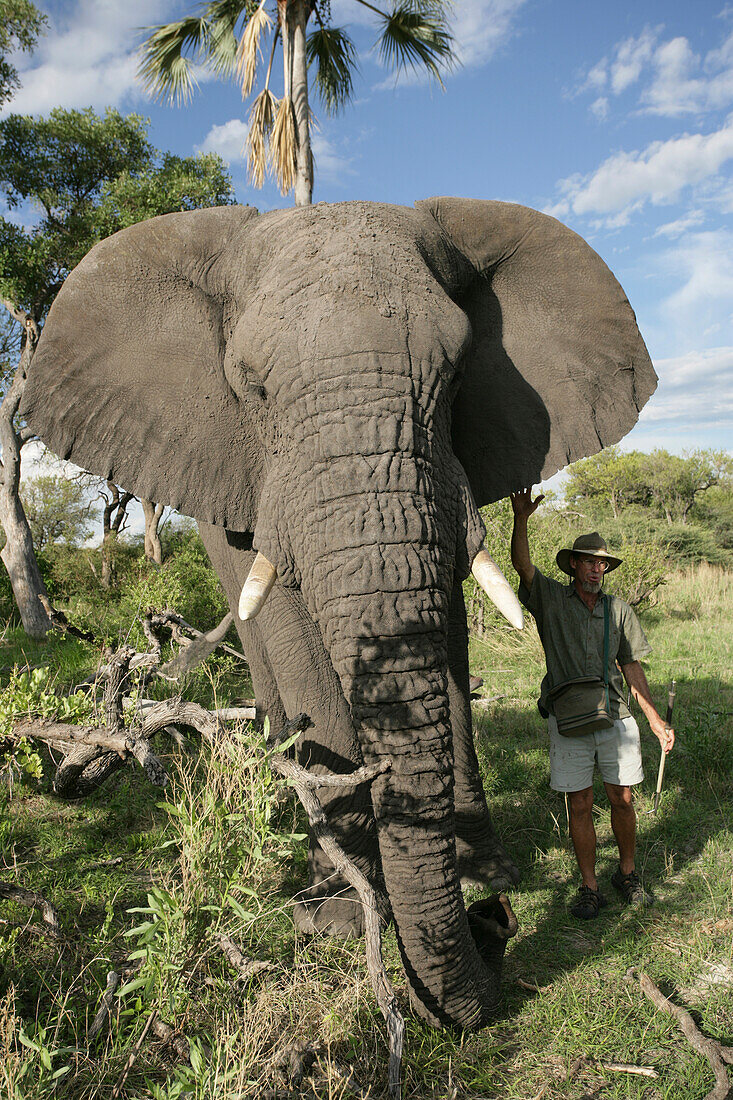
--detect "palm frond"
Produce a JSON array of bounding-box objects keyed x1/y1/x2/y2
[
  {"x1": 236, "y1": 1, "x2": 273, "y2": 97},
  {"x1": 246, "y1": 88, "x2": 277, "y2": 188},
  {"x1": 138, "y1": 17, "x2": 210, "y2": 105},
  {"x1": 367, "y1": 1, "x2": 455, "y2": 85},
  {"x1": 269, "y1": 94, "x2": 297, "y2": 195},
  {"x1": 306, "y1": 25, "x2": 357, "y2": 115}
]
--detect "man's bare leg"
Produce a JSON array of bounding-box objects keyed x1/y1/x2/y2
[
  {"x1": 604, "y1": 782, "x2": 636, "y2": 874},
  {"x1": 567, "y1": 786, "x2": 598, "y2": 889}
]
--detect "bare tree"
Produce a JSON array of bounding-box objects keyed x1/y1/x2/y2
[
  {"x1": 142, "y1": 498, "x2": 166, "y2": 566},
  {"x1": 0, "y1": 307, "x2": 50, "y2": 634}
]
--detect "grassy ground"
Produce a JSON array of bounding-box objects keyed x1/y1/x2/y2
[{"x1": 0, "y1": 565, "x2": 731, "y2": 1099}]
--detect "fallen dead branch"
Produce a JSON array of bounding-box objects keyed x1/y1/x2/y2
[
  {"x1": 216, "y1": 934, "x2": 276, "y2": 982},
  {"x1": 151, "y1": 1018, "x2": 191, "y2": 1062},
  {"x1": 0, "y1": 880, "x2": 61, "y2": 935},
  {"x1": 630, "y1": 968, "x2": 733, "y2": 1099},
  {"x1": 268, "y1": 713, "x2": 404, "y2": 1100},
  {"x1": 38, "y1": 594, "x2": 95, "y2": 642},
  {"x1": 88, "y1": 970, "x2": 119, "y2": 1041}
]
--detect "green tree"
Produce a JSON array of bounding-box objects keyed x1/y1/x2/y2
[
  {"x1": 0, "y1": 0, "x2": 46, "y2": 106},
  {"x1": 139, "y1": 0, "x2": 455, "y2": 205},
  {"x1": 564, "y1": 446, "x2": 648, "y2": 519},
  {"x1": 0, "y1": 107, "x2": 235, "y2": 634},
  {"x1": 20, "y1": 474, "x2": 93, "y2": 550}
]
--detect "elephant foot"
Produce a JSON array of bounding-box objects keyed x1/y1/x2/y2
[{"x1": 455, "y1": 820, "x2": 521, "y2": 892}]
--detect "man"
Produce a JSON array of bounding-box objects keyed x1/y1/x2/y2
[{"x1": 510, "y1": 487, "x2": 674, "y2": 919}]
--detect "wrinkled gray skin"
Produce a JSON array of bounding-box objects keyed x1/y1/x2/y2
[{"x1": 21, "y1": 199, "x2": 656, "y2": 1029}]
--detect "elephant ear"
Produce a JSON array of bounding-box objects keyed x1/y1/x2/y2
[
  {"x1": 21, "y1": 205, "x2": 263, "y2": 531},
  {"x1": 416, "y1": 197, "x2": 657, "y2": 505}
]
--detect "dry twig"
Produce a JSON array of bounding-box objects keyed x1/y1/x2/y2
[{"x1": 111, "y1": 1008, "x2": 158, "y2": 1099}]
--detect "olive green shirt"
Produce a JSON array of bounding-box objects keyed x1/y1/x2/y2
[{"x1": 518, "y1": 569, "x2": 652, "y2": 720}]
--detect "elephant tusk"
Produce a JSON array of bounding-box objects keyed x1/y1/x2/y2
[
  {"x1": 238, "y1": 552, "x2": 277, "y2": 621},
  {"x1": 471, "y1": 550, "x2": 524, "y2": 630}
]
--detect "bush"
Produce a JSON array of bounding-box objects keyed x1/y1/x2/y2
[{"x1": 658, "y1": 523, "x2": 733, "y2": 566}]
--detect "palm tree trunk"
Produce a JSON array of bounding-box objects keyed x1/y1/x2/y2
[{"x1": 286, "y1": 0, "x2": 313, "y2": 206}]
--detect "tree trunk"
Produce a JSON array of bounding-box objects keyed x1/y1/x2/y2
[
  {"x1": 142, "y1": 499, "x2": 164, "y2": 565},
  {"x1": 287, "y1": 0, "x2": 313, "y2": 206},
  {"x1": 0, "y1": 317, "x2": 50, "y2": 637}
]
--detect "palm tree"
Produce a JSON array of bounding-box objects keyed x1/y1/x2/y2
[{"x1": 139, "y1": 0, "x2": 455, "y2": 206}]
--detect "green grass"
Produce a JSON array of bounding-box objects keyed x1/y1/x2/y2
[{"x1": 1, "y1": 565, "x2": 731, "y2": 1098}]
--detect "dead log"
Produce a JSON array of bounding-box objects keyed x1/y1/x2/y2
[
  {"x1": 38, "y1": 594, "x2": 95, "y2": 642},
  {"x1": 0, "y1": 880, "x2": 61, "y2": 935}
]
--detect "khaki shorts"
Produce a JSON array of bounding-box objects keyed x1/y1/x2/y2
[{"x1": 548, "y1": 714, "x2": 644, "y2": 792}]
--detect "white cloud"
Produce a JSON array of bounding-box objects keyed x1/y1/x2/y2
[
  {"x1": 311, "y1": 133, "x2": 354, "y2": 183},
  {"x1": 590, "y1": 96, "x2": 609, "y2": 121},
  {"x1": 652, "y1": 210, "x2": 705, "y2": 238},
  {"x1": 2, "y1": 0, "x2": 179, "y2": 116},
  {"x1": 660, "y1": 230, "x2": 733, "y2": 322},
  {"x1": 450, "y1": 0, "x2": 529, "y2": 69},
  {"x1": 610, "y1": 28, "x2": 658, "y2": 94},
  {"x1": 638, "y1": 346, "x2": 733, "y2": 430},
  {"x1": 197, "y1": 118, "x2": 249, "y2": 164},
  {"x1": 553, "y1": 116, "x2": 733, "y2": 220},
  {"x1": 575, "y1": 26, "x2": 733, "y2": 118}
]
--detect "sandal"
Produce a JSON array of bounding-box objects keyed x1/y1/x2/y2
[
  {"x1": 611, "y1": 868, "x2": 653, "y2": 908},
  {"x1": 569, "y1": 884, "x2": 607, "y2": 920}
]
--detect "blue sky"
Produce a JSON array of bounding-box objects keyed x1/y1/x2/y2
[{"x1": 4, "y1": 0, "x2": 733, "y2": 464}]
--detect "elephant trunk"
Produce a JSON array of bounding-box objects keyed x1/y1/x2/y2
[{"x1": 276, "y1": 463, "x2": 513, "y2": 1029}]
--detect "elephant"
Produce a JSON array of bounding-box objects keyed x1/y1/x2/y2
[{"x1": 20, "y1": 197, "x2": 656, "y2": 1030}]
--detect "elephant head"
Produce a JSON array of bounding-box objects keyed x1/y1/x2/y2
[{"x1": 21, "y1": 198, "x2": 656, "y2": 1029}]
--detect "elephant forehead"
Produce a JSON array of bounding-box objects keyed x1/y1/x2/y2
[{"x1": 230, "y1": 274, "x2": 472, "y2": 386}]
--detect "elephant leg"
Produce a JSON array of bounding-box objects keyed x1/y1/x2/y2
[
  {"x1": 199, "y1": 524, "x2": 384, "y2": 937},
  {"x1": 448, "y1": 579, "x2": 520, "y2": 890}
]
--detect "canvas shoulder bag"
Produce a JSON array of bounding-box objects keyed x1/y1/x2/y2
[{"x1": 547, "y1": 598, "x2": 614, "y2": 737}]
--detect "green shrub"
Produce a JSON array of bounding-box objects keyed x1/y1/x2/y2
[{"x1": 658, "y1": 523, "x2": 733, "y2": 566}]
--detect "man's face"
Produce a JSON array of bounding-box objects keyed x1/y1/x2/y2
[{"x1": 570, "y1": 554, "x2": 608, "y2": 594}]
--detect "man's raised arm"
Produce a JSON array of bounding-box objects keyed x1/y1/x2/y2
[{"x1": 510, "y1": 487, "x2": 544, "y2": 590}]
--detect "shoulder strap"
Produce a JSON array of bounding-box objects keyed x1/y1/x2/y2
[{"x1": 603, "y1": 596, "x2": 610, "y2": 710}]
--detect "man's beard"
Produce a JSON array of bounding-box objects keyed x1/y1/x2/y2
[{"x1": 581, "y1": 580, "x2": 602, "y2": 594}]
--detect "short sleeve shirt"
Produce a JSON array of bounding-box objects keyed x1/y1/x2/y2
[{"x1": 518, "y1": 569, "x2": 652, "y2": 719}]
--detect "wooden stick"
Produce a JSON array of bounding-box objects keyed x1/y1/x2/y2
[
  {"x1": 111, "y1": 1008, "x2": 158, "y2": 1099},
  {"x1": 598, "y1": 1061, "x2": 658, "y2": 1077},
  {"x1": 216, "y1": 934, "x2": 275, "y2": 981}
]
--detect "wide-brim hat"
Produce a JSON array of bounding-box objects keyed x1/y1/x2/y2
[{"x1": 556, "y1": 532, "x2": 623, "y2": 576}]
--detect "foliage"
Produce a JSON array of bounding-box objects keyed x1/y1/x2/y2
[
  {"x1": 0, "y1": 0, "x2": 46, "y2": 107},
  {"x1": 566, "y1": 446, "x2": 733, "y2": 526},
  {"x1": 0, "y1": 665, "x2": 92, "y2": 783},
  {"x1": 18, "y1": 474, "x2": 94, "y2": 550},
  {"x1": 0, "y1": 107, "x2": 234, "y2": 320}
]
